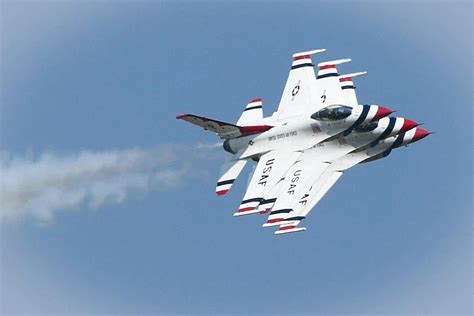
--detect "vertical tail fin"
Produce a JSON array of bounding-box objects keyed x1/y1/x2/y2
[
  {"x1": 315, "y1": 59, "x2": 351, "y2": 106},
  {"x1": 216, "y1": 159, "x2": 247, "y2": 196},
  {"x1": 339, "y1": 71, "x2": 367, "y2": 106},
  {"x1": 237, "y1": 98, "x2": 263, "y2": 126}
]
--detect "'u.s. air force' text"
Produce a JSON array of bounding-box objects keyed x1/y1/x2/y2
[{"x1": 268, "y1": 131, "x2": 297, "y2": 141}]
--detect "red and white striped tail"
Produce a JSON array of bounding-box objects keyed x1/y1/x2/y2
[
  {"x1": 262, "y1": 209, "x2": 292, "y2": 227},
  {"x1": 245, "y1": 98, "x2": 262, "y2": 110},
  {"x1": 339, "y1": 71, "x2": 367, "y2": 90},
  {"x1": 216, "y1": 179, "x2": 234, "y2": 196},
  {"x1": 317, "y1": 58, "x2": 351, "y2": 79},
  {"x1": 290, "y1": 49, "x2": 325, "y2": 70},
  {"x1": 257, "y1": 197, "x2": 277, "y2": 213},
  {"x1": 339, "y1": 76, "x2": 355, "y2": 89},
  {"x1": 234, "y1": 197, "x2": 263, "y2": 217},
  {"x1": 215, "y1": 159, "x2": 247, "y2": 196},
  {"x1": 237, "y1": 98, "x2": 263, "y2": 126}
]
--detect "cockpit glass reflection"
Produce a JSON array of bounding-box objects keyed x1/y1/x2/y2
[{"x1": 311, "y1": 105, "x2": 353, "y2": 121}]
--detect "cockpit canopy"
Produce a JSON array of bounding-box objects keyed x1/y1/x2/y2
[
  {"x1": 311, "y1": 105, "x2": 353, "y2": 121},
  {"x1": 354, "y1": 121, "x2": 378, "y2": 132}
]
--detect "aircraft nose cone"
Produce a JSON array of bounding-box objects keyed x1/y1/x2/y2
[
  {"x1": 373, "y1": 106, "x2": 394, "y2": 120},
  {"x1": 401, "y1": 119, "x2": 419, "y2": 132},
  {"x1": 411, "y1": 128, "x2": 431, "y2": 143}
]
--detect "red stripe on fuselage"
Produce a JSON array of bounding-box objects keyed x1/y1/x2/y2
[{"x1": 239, "y1": 125, "x2": 273, "y2": 136}]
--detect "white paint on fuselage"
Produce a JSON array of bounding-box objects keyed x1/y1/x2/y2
[{"x1": 230, "y1": 105, "x2": 365, "y2": 159}]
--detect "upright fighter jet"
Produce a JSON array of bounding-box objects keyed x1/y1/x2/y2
[{"x1": 177, "y1": 49, "x2": 430, "y2": 235}]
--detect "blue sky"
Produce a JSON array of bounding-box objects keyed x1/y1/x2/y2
[{"x1": 1, "y1": 1, "x2": 472, "y2": 315}]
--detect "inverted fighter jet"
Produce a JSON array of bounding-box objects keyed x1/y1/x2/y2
[{"x1": 177, "y1": 49, "x2": 430, "y2": 235}]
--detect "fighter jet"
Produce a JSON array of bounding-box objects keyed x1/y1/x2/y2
[{"x1": 177, "y1": 49, "x2": 430, "y2": 235}]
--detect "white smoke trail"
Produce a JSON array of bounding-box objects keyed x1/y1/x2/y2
[
  {"x1": 195, "y1": 142, "x2": 223, "y2": 149},
  {"x1": 0, "y1": 145, "x2": 219, "y2": 223}
]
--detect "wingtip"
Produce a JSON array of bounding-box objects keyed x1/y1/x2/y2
[
  {"x1": 339, "y1": 71, "x2": 368, "y2": 79},
  {"x1": 274, "y1": 227, "x2": 307, "y2": 235},
  {"x1": 262, "y1": 218, "x2": 286, "y2": 227},
  {"x1": 233, "y1": 208, "x2": 261, "y2": 217},
  {"x1": 292, "y1": 48, "x2": 326, "y2": 58},
  {"x1": 176, "y1": 114, "x2": 187, "y2": 119},
  {"x1": 318, "y1": 58, "x2": 351, "y2": 67}
]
